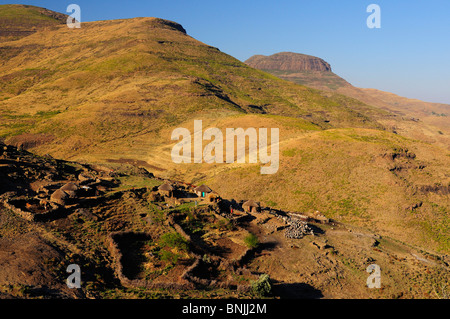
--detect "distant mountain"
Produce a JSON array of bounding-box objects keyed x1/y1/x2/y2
[
  {"x1": 0, "y1": 5, "x2": 448, "y2": 265},
  {"x1": 245, "y1": 52, "x2": 351, "y2": 91},
  {"x1": 0, "y1": 5, "x2": 386, "y2": 161},
  {"x1": 246, "y1": 52, "x2": 332, "y2": 72},
  {"x1": 245, "y1": 52, "x2": 450, "y2": 150}
]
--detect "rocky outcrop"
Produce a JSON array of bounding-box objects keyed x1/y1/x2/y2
[
  {"x1": 245, "y1": 52, "x2": 332, "y2": 72},
  {"x1": 416, "y1": 185, "x2": 450, "y2": 195},
  {"x1": 147, "y1": 18, "x2": 187, "y2": 34}
]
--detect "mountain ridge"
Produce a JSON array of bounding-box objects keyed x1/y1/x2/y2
[
  {"x1": 0, "y1": 8, "x2": 388, "y2": 163},
  {"x1": 0, "y1": 4, "x2": 67, "y2": 42},
  {"x1": 246, "y1": 52, "x2": 332, "y2": 72},
  {"x1": 0, "y1": 6, "x2": 448, "y2": 298},
  {"x1": 245, "y1": 52, "x2": 450, "y2": 150}
]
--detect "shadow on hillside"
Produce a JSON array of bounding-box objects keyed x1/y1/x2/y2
[
  {"x1": 257, "y1": 241, "x2": 278, "y2": 252},
  {"x1": 115, "y1": 233, "x2": 152, "y2": 280},
  {"x1": 308, "y1": 224, "x2": 325, "y2": 235},
  {"x1": 272, "y1": 282, "x2": 323, "y2": 299}
]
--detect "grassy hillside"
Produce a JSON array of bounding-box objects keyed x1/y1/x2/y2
[
  {"x1": 160, "y1": 119, "x2": 449, "y2": 253},
  {"x1": 0, "y1": 6, "x2": 448, "y2": 258},
  {"x1": 1, "y1": 140, "x2": 448, "y2": 299},
  {"x1": 245, "y1": 52, "x2": 450, "y2": 151},
  {"x1": 0, "y1": 4, "x2": 67, "y2": 42},
  {"x1": 0, "y1": 10, "x2": 388, "y2": 162}
]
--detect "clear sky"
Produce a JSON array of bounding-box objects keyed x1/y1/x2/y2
[{"x1": 2, "y1": 0, "x2": 450, "y2": 104}]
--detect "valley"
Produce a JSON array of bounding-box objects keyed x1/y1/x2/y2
[{"x1": 0, "y1": 4, "x2": 448, "y2": 299}]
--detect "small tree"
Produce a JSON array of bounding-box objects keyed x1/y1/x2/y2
[{"x1": 251, "y1": 274, "x2": 272, "y2": 297}]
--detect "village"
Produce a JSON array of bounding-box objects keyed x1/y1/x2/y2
[
  {"x1": 1, "y1": 141, "x2": 449, "y2": 300},
  {"x1": 0, "y1": 140, "x2": 332, "y2": 297}
]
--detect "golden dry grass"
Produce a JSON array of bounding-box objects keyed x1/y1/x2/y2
[{"x1": 0, "y1": 6, "x2": 448, "y2": 254}]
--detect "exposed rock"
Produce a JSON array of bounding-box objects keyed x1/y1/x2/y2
[
  {"x1": 416, "y1": 184, "x2": 450, "y2": 195},
  {"x1": 245, "y1": 52, "x2": 332, "y2": 72},
  {"x1": 284, "y1": 218, "x2": 314, "y2": 239},
  {"x1": 147, "y1": 18, "x2": 187, "y2": 34}
]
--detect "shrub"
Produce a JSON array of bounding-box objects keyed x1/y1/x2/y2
[
  {"x1": 251, "y1": 274, "x2": 272, "y2": 297},
  {"x1": 159, "y1": 232, "x2": 189, "y2": 251},
  {"x1": 216, "y1": 218, "x2": 234, "y2": 231},
  {"x1": 159, "y1": 250, "x2": 179, "y2": 264},
  {"x1": 244, "y1": 233, "x2": 259, "y2": 249}
]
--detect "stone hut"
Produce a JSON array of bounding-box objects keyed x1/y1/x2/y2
[
  {"x1": 60, "y1": 182, "x2": 78, "y2": 198},
  {"x1": 78, "y1": 173, "x2": 94, "y2": 183},
  {"x1": 50, "y1": 189, "x2": 68, "y2": 206},
  {"x1": 242, "y1": 200, "x2": 260, "y2": 213},
  {"x1": 194, "y1": 184, "x2": 212, "y2": 198},
  {"x1": 207, "y1": 192, "x2": 221, "y2": 203},
  {"x1": 158, "y1": 183, "x2": 173, "y2": 197}
]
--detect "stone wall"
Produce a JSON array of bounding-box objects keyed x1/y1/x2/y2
[
  {"x1": 107, "y1": 231, "x2": 195, "y2": 290},
  {"x1": 2, "y1": 198, "x2": 63, "y2": 222}
]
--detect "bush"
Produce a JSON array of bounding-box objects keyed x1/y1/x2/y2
[
  {"x1": 159, "y1": 250, "x2": 180, "y2": 264},
  {"x1": 159, "y1": 232, "x2": 189, "y2": 251},
  {"x1": 244, "y1": 233, "x2": 259, "y2": 249},
  {"x1": 251, "y1": 274, "x2": 272, "y2": 297},
  {"x1": 216, "y1": 218, "x2": 234, "y2": 231}
]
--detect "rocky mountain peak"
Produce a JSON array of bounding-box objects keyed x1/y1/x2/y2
[{"x1": 245, "y1": 52, "x2": 332, "y2": 72}]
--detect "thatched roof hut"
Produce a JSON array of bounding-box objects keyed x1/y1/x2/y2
[
  {"x1": 207, "y1": 191, "x2": 221, "y2": 203},
  {"x1": 158, "y1": 183, "x2": 173, "y2": 191},
  {"x1": 158, "y1": 183, "x2": 173, "y2": 197},
  {"x1": 242, "y1": 200, "x2": 260, "y2": 213},
  {"x1": 60, "y1": 182, "x2": 78, "y2": 198},
  {"x1": 194, "y1": 184, "x2": 212, "y2": 197},
  {"x1": 61, "y1": 182, "x2": 78, "y2": 192},
  {"x1": 78, "y1": 173, "x2": 94, "y2": 183},
  {"x1": 50, "y1": 189, "x2": 68, "y2": 206}
]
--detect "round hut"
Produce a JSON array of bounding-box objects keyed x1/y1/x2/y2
[
  {"x1": 60, "y1": 182, "x2": 79, "y2": 198},
  {"x1": 242, "y1": 200, "x2": 260, "y2": 213},
  {"x1": 50, "y1": 189, "x2": 68, "y2": 206},
  {"x1": 207, "y1": 191, "x2": 221, "y2": 203},
  {"x1": 194, "y1": 184, "x2": 212, "y2": 198},
  {"x1": 158, "y1": 183, "x2": 173, "y2": 197}
]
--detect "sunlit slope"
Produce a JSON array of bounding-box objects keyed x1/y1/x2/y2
[
  {"x1": 0, "y1": 4, "x2": 67, "y2": 42},
  {"x1": 0, "y1": 9, "x2": 387, "y2": 161},
  {"x1": 201, "y1": 126, "x2": 450, "y2": 252},
  {"x1": 246, "y1": 52, "x2": 450, "y2": 150},
  {"x1": 137, "y1": 113, "x2": 449, "y2": 253},
  {"x1": 0, "y1": 6, "x2": 447, "y2": 255}
]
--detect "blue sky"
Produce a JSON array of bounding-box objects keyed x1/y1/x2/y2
[{"x1": 2, "y1": 0, "x2": 450, "y2": 104}]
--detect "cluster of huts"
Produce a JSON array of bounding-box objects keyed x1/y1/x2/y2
[{"x1": 156, "y1": 182, "x2": 261, "y2": 214}]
